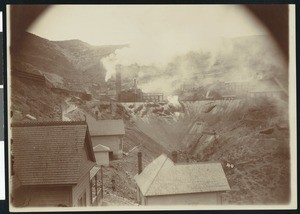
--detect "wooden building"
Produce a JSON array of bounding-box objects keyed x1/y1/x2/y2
[
  {"x1": 87, "y1": 119, "x2": 125, "y2": 159},
  {"x1": 118, "y1": 89, "x2": 144, "y2": 102},
  {"x1": 11, "y1": 121, "x2": 102, "y2": 207},
  {"x1": 93, "y1": 144, "x2": 112, "y2": 166},
  {"x1": 12, "y1": 67, "x2": 47, "y2": 85},
  {"x1": 142, "y1": 93, "x2": 164, "y2": 102},
  {"x1": 247, "y1": 79, "x2": 284, "y2": 98},
  {"x1": 51, "y1": 87, "x2": 92, "y2": 101},
  {"x1": 134, "y1": 154, "x2": 230, "y2": 205}
]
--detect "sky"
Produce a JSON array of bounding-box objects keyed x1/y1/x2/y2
[
  {"x1": 28, "y1": 5, "x2": 269, "y2": 46},
  {"x1": 28, "y1": 5, "x2": 273, "y2": 94}
]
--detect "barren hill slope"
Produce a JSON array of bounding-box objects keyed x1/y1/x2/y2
[
  {"x1": 125, "y1": 97, "x2": 289, "y2": 204},
  {"x1": 11, "y1": 32, "x2": 126, "y2": 83}
]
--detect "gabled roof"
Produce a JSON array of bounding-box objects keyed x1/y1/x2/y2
[
  {"x1": 87, "y1": 118, "x2": 125, "y2": 136},
  {"x1": 93, "y1": 144, "x2": 111, "y2": 152},
  {"x1": 134, "y1": 154, "x2": 230, "y2": 196},
  {"x1": 11, "y1": 121, "x2": 96, "y2": 186}
]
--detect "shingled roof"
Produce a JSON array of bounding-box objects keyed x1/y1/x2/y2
[
  {"x1": 134, "y1": 154, "x2": 230, "y2": 196},
  {"x1": 11, "y1": 121, "x2": 96, "y2": 186},
  {"x1": 87, "y1": 118, "x2": 125, "y2": 136}
]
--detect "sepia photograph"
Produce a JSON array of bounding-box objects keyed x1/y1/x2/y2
[{"x1": 7, "y1": 4, "x2": 296, "y2": 211}]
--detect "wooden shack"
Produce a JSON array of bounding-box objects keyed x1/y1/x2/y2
[
  {"x1": 134, "y1": 154, "x2": 230, "y2": 205},
  {"x1": 87, "y1": 119, "x2": 125, "y2": 159},
  {"x1": 93, "y1": 144, "x2": 112, "y2": 166},
  {"x1": 11, "y1": 121, "x2": 102, "y2": 207}
]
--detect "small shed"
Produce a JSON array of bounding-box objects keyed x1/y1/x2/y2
[
  {"x1": 87, "y1": 118, "x2": 125, "y2": 159},
  {"x1": 93, "y1": 144, "x2": 112, "y2": 166},
  {"x1": 134, "y1": 154, "x2": 230, "y2": 205},
  {"x1": 11, "y1": 121, "x2": 102, "y2": 207}
]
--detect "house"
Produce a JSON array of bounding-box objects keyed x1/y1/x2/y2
[
  {"x1": 11, "y1": 121, "x2": 102, "y2": 207},
  {"x1": 87, "y1": 118, "x2": 125, "y2": 159},
  {"x1": 134, "y1": 154, "x2": 230, "y2": 205},
  {"x1": 93, "y1": 144, "x2": 112, "y2": 166}
]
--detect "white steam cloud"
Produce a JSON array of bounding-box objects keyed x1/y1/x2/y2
[{"x1": 99, "y1": 5, "x2": 278, "y2": 96}]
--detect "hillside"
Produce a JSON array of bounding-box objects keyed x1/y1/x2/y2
[
  {"x1": 125, "y1": 97, "x2": 289, "y2": 204},
  {"x1": 9, "y1": 33, "x2": 290, "y2": 205},
  {"x1": 11, "y1": 32, "x2": 126, "y2": 84},
  {"x1": 10, "y1": 33, "x2": 127, "y2": 120}
]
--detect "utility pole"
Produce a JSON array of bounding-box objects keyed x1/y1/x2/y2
[{"x1": 101, "y1": 165, "x2": 103, "y2": 199}]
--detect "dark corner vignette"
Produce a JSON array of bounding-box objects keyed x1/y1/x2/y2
[{"x1": 6, "y1": 4, "x2": 295, "y2": 212}]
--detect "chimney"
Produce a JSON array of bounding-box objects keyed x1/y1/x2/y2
[
  {"x1": 171, "y1": 151, "x2": 177, "y2": 163},
  {"x1": 138, "y1": 151, "x2": 142, "y2": 174},
  {"x1": 116, "y1": 65, "x2": 122, "y2": 95},
  {"x1": 133, "y1": 78, "x2": 138, "y2": 91}
]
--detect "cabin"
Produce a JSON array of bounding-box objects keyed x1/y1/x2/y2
[
  {"x1": 93, "y1": 144, "x2": 112, "y2": 166},
  {"x1": 134, "y1": 154, "x2": 230, "y2": 205},
  {"x1": 87, "y1": 119, "x2": 125, "y2": 159},
  {"x1": 11, "y1": 121, "x2": 102, "y2": 207}
]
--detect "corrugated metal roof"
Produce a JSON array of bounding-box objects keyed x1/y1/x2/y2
[
  {"x1": 134, "y1": 154, "x2": 230, "y2": 196},
  {"x1": 12, "y1": 121, "x2": 95, "y2": 186},
  {"x1": 93, "y1": 144, "x2": 111, "y2": 152},
  {"x1": 87, "y1": 118, "x2": 125, "y2": 136}
]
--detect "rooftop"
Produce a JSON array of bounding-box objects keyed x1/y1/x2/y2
[
  {"x1": 11, "y1": 120, "x2": 86, "y2": 127},
  {"x1": 134, "y1": 154, "x2": 230, "y2": 196},
  {"x1": 12, "y1": 121, "x2": 95, "y2": 186},
  {"x1": 87, "y1": 117, "x2": 125, "y2": 136},
  {"x1": 93, "y1": 144, "x2": 111, "y2": 152}
]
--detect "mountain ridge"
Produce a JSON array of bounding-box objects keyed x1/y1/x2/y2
[{"x1": 11, "y1": 32, "x2": 127, "y2": 84}]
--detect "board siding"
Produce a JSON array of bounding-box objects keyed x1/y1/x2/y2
[{"x1": 14, "y1": 186, "x2": 72, "y2": 207}]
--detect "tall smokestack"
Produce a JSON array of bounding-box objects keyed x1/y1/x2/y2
[
  {"x1": 171, "y1": 151, "x2": 178, "y2": 163},
  {"x1": 138, "y1": 152, "x2": 142, "y2": 174},
  {"x1": 116, "y1": 65, "x2": 122, "y2": 95}
]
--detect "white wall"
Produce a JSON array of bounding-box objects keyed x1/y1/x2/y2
[
  {"x1": 91, "y1": 136, "x2": 123, "y2": 159},
  {"x1": 143, "y1": 191, "x2": 222, "y2": 205},
  {"x1": 94, "y1": 151, "x2": 110, "y2": 166}
]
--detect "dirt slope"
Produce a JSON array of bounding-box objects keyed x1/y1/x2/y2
[{"x1": 124, "y1": 97, "x2": 290, "y2": 204}]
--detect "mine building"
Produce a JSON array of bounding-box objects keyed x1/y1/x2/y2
[
  {"x1": 11, "y1": 121, "x2": 102, "y2": 207},
  {"x1": 11, "y1": 67, "x2": 48, "y2": 85},
  {"x1": 247, "y1": 79, "x2": 285, "y2": 99},
  {"x1": 87, "y1": 119, "x2": 125, "y2": 159},
  {"x1": 118, "y1": 89, "x2": 144, "y2": 102},
  {"x1": 51, "y1": 87, "x2": 92, "y2": 101},
  {"x1": 142, "y1": 93, "x2": 164, "y2": 102},
  {"x1": 134, "y1": 153, "x2": 230, "y2": 205}
]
